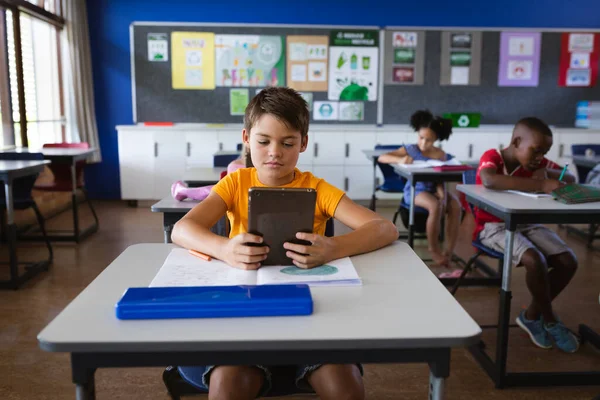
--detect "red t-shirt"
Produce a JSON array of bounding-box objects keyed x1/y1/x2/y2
[{"x1": 473, "y1": 149, "x2": 560, "y2": 240}]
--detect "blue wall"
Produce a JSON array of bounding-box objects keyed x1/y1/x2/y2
[{"x1": 86, "y1": 0, "x2": 600, "y2": 199}]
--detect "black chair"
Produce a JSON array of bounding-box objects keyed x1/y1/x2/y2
[{"x1": 0, "y1": 152, "x2": 53, "y2": 280}]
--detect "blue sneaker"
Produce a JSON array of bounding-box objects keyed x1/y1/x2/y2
[
  {"x1": 544, "y1": 322, "x2": 580, "y2": 353},
  {"x1": 515, "y1": 311, "x2": 552, "y2": 349}
]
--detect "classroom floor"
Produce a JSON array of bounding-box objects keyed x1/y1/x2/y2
[{"x1": 0, "y1": 201, "x2": 599, "y2": 400}]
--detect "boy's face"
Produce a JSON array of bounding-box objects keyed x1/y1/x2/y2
[
  {"x1": 242, "y1": 114, "x2": 307, "y2": 185},
  {"x1": 417, "y1": 127, "x2": 437, "y2": 153},
  {"x1": 513, "y1": 125, "x2": 553, "y2": 171}
]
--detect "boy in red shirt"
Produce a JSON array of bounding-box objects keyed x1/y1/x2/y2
[{"x1": 475, "y1": 117, "x2": 579, "y2": 353}]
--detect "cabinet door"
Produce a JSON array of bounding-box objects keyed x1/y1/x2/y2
[
  {"x1": 218, "y1": 130, "x2": 243, "y2": 151},
  {"x1": 439, "y1": 134, "x2": 470, "y2": 161},
  {"x1": 313, "y1": 166, "x2": 345, "y2": 192},
  {"x1": 312, "y1": 131, "x2": 345, "y2": 165},
  {"x1": 345, "y1": 165, "x2": 375, "y2": 200},
  {"x1": 154, "y1": 132, "x2": 187, "y2": 199},
  {"x1": 345, "y1": 132, "x2": 376, "y2": 166},
  {"x1": 185, "y1": 131, "x2": 219, "y2": 167},
  {"x1": 118, "y1": 129, "x2": 155, "y2": 200},
  {"x1": 375, "y1": 131, "x2": 410, "y2": 147}
]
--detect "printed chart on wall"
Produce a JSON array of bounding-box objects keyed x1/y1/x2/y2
[
  {"x1": 384, "y1": 30, "x2": 425, "y2": 85},
  {"x1": 148, "y1": 33, "x2": 168, "y2": 62},
  {"x1": 559, "y1": 33, "x2": 599, "y2": 87},
  {"x1": 171, "y1": 32, "x2": 215, "y2": 89},
  {"x1": 498, "y1": 32, "x2": 541, "y2": 87},
  {"x1": 328, "y1": 30, "x2": 378, "y2": 101},
  {"x1": 215, "y1": 35, "x2": 285, "y2": 87},
  {"x1": 287, "y1": 36, "x2": 328, "y2": 91},
  {"x1": 440, "y1": 32, "x2": 482, "y2": 86}
]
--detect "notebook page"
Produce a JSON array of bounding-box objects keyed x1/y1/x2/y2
[{"x1": 150, "y1": 248, "x2": 258, "y2": 287}]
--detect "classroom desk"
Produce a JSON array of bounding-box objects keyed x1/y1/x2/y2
[
  {"x1": 150, "y1": 197, "x2": 226, "y2": 243},
  {"x1": 572, "y1": 155, "x2": 600, "y2": 169},
  {"x1": 0, "y1": 159, "x2": 51, "y2": 289},
  {"x1": 457, "y1": 184, "x2": 600, "y2": 388},
  {"x1": 183, "y1": 167, "x2": 226, "y2": 187},
  {"x1": 4, "y1": 147, "x2": 99, "y2": 242},
  {"x1": 37, "y1": 241, "x2": 481, "y2": 400}
]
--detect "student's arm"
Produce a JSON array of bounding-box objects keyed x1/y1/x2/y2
[
  {"x1": 171, "y1": 192, "x2": 268, "y2": 270},
  {"x1": 479, "y1": 167, "x2": 564, "y2": 193},
  {"x1": 283, "y1": 196, "x2": 398, "y2": 268},
  {"x1": 378, "y1": 147, "x2": 412, "y2": 164}
]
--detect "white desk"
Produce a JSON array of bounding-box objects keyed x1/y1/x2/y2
[
  {"x1": 457, "y1": 184, "x2": 600, "y2": 388},
  {"x1": 0, "y1": 160, "x2": 51, "y2": 289},
  {"x1": 38, "y1": 242, "x2": 481, "y2": 400}
]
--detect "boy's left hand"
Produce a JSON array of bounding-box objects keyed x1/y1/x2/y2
[{"x1": 283, "y1": 232, "x2": 337, "y2": 269}]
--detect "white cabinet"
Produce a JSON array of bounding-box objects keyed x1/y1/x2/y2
[
  {"x1": 153, "y1": 132, "x2": 186, "y2": 199},
  {"x1": 185, "y1": 131, "x2": 219, "y2": 167},
  {"x1": 313, "y1": 166, "x2": 345, "y2": 192},
  {"x1": 118, "y1": 129, "x2": 155, "y2": 200},
  {"x1": 218, "y1": 130, "x2": 243, "y2": 151},
  {"x1": 345, "y1": 165, "x2": 374, "y2": 200},
  {"x1": 345, "y1": 132, "x2": 375, "y2": 165},
  {"x1": 376, "y1": 131, "x2": 410, "y2": 147},
  {"x1": 312, "y1": 131, "x2": 345, "y2": 165}
]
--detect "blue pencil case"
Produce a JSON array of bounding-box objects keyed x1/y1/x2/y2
[{"x1": 115, "y1": 284, "x2": 313, "y2": 320}]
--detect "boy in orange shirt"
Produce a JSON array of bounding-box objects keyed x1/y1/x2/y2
[{"x1": 172, "y1": 87, "x2": 397, "y2": 399}]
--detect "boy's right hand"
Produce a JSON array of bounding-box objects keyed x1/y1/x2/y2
[
  {"x1": 404, "y1": 156, "x2": 414, "y2": 165},
  {"x1": 221, "y1": 233, "x2": 269, "y2": 270},
  {"x1": 541, "y1": 179, "x2": 566, "y2": 194}
]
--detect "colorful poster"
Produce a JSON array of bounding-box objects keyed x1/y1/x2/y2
[
  {"x1": 559, "y1": 33, "x2": 599, "y2": 87},
  {"x1": 440, "y1": 31, "x2": 481, "y2": 86},
  {"x1": 286, "y1": 36, "x2": 328, "y2": 91},
  {"x1": 339, "y1": 102, "x2": 364, "y2": 121},
  {"x1": 148, "y1": 33, "x2": 168, "y2": 62},
  {"x1": 386, "y1": 30, "x2": 425, "y2": 85},
  {"x1": 171, "y1": 32, "x2": 215, "y2": 90},
  {"x1": 215, "y1": 35, "x2": 285, "y2": 87},
  {"x1": 328, "y1": 30, "x2": 378, "y2": 101},
  {"x1": 230, "y1": 89, "x2": 249, "y2": 116},
  {"x1": 498, "y1": 32, "x2": 541, "y2": 87},
  {"x1": 313, "y1": 101, "x2": 339, "y2": 120}
]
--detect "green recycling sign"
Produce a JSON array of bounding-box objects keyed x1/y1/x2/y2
[{"x1": 443, "y1": 112, "x2": 481, "y2": 128}]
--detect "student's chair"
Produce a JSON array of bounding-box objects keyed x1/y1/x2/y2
[
  {"x1": 213, "y1": 144, "x2": 243, "y2": 167},
  {"x1": 449, "y1": 169, "x2": 504, "y2": 295},
  {"x1": 571, "y1": 144, "x2": 600, "y2": 183},
  {"x1": 0, "y1": 152, "x2": 53, "y2": 263},
  {"x1": 33, "y1": 142, "x2": 99, "y2": 242}
]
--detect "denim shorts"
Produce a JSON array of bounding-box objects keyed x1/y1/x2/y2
[{"x1": 178, "y1": 364, "x2": 363, "y2": 397}]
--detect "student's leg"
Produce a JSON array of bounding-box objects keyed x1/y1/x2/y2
[
  {"x1": 306, "y1": 364, "x2": 364, "y2": 400},
  {"x1": 443, "y1": 193, "x2": 461, "y2": 257},
  {"x1": 519, "y1": 248, "x2": 555, "y2": 323},
  {"x1": 414, "y1": 192, "x2": 447, "y2": 265},
  {"x1": 208, "y1": 366, "x2": 265, "y2": 400}
]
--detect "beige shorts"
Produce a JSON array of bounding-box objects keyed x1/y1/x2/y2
[{"x1": 479, "y1": 223, "x2": 570, "y2": 266}]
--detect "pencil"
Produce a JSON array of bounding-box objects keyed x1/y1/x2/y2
[
  {"x1": 189, "y1": 249, "x2": 212, "y2": 261},
  {"x1": 558, "y1": 163, "x2": 569, "y2": 182}
]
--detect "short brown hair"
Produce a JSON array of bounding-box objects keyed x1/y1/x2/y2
[{"x1": 244, "y1": 87, "x2": 309, "y2": 138}]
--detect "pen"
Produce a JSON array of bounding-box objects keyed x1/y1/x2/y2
[
  {"x1": 189, "y1": 249, "x2": 212, "y2": 262},
  {"x1": 558, "y1": 163, "x2": 569, "y2": 182}
]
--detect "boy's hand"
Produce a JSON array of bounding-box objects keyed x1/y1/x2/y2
[
  {"x1": 221, "y1": 233, "x2": 269, "y2": 270},
  {"x1": 541, "y1": 179, "x2": 565, "y2": 194},
  {"x1": 404, "y1": 156, "x2": 414, "y2": 165},
  {"x1": 283, "y1": 232, "x2": 337, "y2": 269},
  {"x1": 532, "y1": 168, "x2": 548, "y2": 180}
]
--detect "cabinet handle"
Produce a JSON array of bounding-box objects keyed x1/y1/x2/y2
[
  {"x1": 187, "y1": 142, "x2": 191, "y2": 157},
  {"x1": 559, "y1": 144, "x2": 564, "y2": 158},
  {"x1": 219, "y1": 142, "x2": 223, "y2": 151},
  {"x1": 344, "y1": 177, "x2": 349, "y2": 192},
  {"x1": 345, "y1": 143, "x2": 350, "y2": 158},
  {"x1": 314, "y1": 143, "x2": 319, "y2": 158},
  {"x1": 154, "y1": 142, "x2": 158, "y2": 158},
  {"x1": 468, "y1": 144, "x2": 473, "y2": 159}
]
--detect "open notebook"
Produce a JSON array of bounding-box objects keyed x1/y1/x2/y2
[
  {"x1": 150, "y1": 249, "x2": 362, "y2": 287},
  {"x1": 396, "y1": 158, "x2": 463, "y2": 169}
]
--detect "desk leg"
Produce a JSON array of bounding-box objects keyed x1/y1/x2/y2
[
  {"x1": 164, "y1": 225, "x2": 172, "y2": 244},
  {"x1": 495, "y1": 229, "x2": 515, "y2": 388},
  {"x1": 429, "y1": 372, "x2": 445, "y2": 400},
  {"x1": 4, "y1": 180, "x2": 18, "y2": 288},
  {"x1": 71, "y1": 161, "x2": 80, "y2": 242},
  {"x1": 370, "y1": 157, "x2": 377, "y2": 211},
  {"x1": 428, "y1": 348, "x2": 449, "y2": 400},
  {"x1": 408, "y1": 182, "x2": 415, "y2": 248},
  {"x1": 72, "y1": 354, "x2": 96, "y2": 400}
]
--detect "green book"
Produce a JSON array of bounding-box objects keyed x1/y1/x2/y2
[{"x1": 551, "y1": 184, "x2": 600, "y2": 204}]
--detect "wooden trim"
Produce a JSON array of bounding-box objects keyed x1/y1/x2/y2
[
  {"x1": 0, "y1": 7, "x2": 15, "y2": 145},
  {"x1": 0, "y1": 0, "x2": 64, "y2": 28},
  {"x1": 11, "y1": 7, "x2": 27, "y2": 146},
  {"x1": 55, "y1": 26, "x2": 65, "y2": 141}
]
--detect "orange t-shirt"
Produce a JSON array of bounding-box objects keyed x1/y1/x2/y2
[{"x1": 212, "y1": 167, "x2": 345, "y2": 238}]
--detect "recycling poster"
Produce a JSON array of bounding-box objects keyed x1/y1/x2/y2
[{"x1": 328, "y1": 30, "x2": 379, "y2": 101}]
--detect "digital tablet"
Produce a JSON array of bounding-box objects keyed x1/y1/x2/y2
[{"x1": 248, "y1": 187, "x2": 316, "y2": 266}]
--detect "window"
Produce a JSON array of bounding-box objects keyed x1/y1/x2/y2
[{"x1": 0, "y1": 1, "x2": 64, "y2": 149}]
